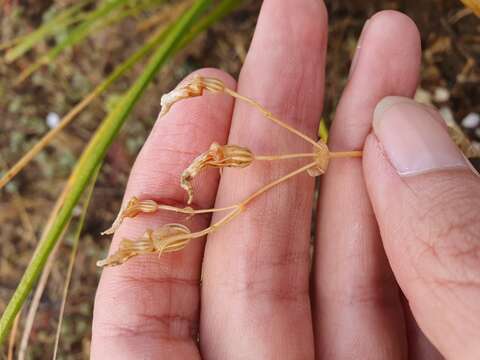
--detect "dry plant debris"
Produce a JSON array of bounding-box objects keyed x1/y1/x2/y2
[
  {"x1": 447, "y1": 120, "x2": 480, "y2": 158},
  {"x1": 97, "y1": 75, "x2": 477, "y2": 267},
  {"x1": 181, "y1": 142, "x2": 254, "y2": 204},
  {"x1": 460, "y1": 0, "x2": 480, "y2": 17}
]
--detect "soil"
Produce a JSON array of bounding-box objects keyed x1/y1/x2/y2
[{"x1": 0, "y1": 0, "x2": 479, "y2": 358}]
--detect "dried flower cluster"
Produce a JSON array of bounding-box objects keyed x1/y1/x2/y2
[
  {"x1": 97, "y1": 75, "x2": 477, "y2": 268},
  {"x1": 96, "y1": 75, "x2": 363, "y2": 267}
]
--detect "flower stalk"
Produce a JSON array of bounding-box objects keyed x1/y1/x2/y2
[{"x1": 98, "y1": 76, "x2": 364, "y2": 267}]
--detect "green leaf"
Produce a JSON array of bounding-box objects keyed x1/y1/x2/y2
[{"x1": 319, "y1": 117, "x2": 329, "y2": 143}]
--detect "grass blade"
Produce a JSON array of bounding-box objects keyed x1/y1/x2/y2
[
  {"x1": 16, "y1": 0, "x2": 132, "y2": 83},
  {"x1": 16, "y1": 188, "x2": 71, "y2": 360},
  {"x1": 52, "y1": 166, "x2": 99, "y2": 360},
  {"x1": 6, "y1": 314, "x2": 19, "y2": 360},
  {"x1": 0, "y1": 0, "x2": 211, "y2": 346},
  {"x1": 101, "y1": 0, "x2": 170, "y2": 28},
  {"x1": 18, "y1": 242, "x2": 61, "y2": 360},
  {"x1": 179, "y1": 0, "x2": 244, "y2": 48},
  {"x1": 4, "y1": 0, "x2": 93, "y2": 62}
]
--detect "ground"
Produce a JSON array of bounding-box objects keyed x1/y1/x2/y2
[{"x1": 0, "y1": 0, "x2": 479, "y2": 358}]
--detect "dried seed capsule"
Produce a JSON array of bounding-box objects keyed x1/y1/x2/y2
[
  {"x1": 159, "y1": 75, "x2": 225, "y2": 117},
  {"x1": 96, "y1": 236, "x2": 154, "y2": 267},
  {"x1": 181, "y1": 143, "x2": 254, "y2": 204},
  {"x1": 151, "y1": 223, "x2": 192, "y2": 254},
  {"x1": 307, "y1": 140, "x2": 330, "y2": 177},
  {"x1": 102, "y1": 197, "x2": 159, "y2": 235},
  {"x1": 96, "y1": 223, "x2": 192, "y2": 267}
]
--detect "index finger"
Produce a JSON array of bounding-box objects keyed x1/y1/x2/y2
[{"x1": 91, "y1": 68, "x2": 235, "y2": 359}]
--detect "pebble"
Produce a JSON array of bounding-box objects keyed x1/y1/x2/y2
[
  {"x1": 46, "y1": 112, "x2": 60, "y2": 129},
  {"x1": 434, "y1": 87, "x2": 450, "y2": 102},
  {"x1": 414, "y1": 88, "x2": 432, "y2": 105},
  {"x1": 461, "y1": 112, "x2": 480, "y2": 129}
]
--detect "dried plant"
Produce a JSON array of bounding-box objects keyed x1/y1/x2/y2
[
  {"x1": 97, "y1": 223, "x2": 192, "y2": 267},
  {"x1": 98, "y1": 76, "x2": 479, "y2": 267},
  {"x1": 97, "y1": 75, "x2": 363, "y2": 267},
  {"x1": 460, "y1": 0, "x2": 480, "y2": 17},
  {"x1": 181, "y1": 143, "x2": 254, "y2": 204}
]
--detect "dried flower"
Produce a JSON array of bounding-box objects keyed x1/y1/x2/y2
[
  {"x1": 102, "y1": 197, "x2": 159, "y2": 235},
  {"x1": 307, "y1": 140, "x2": 330, "y2": 177},
  {"x1": 150, "y1": 223, "x2": 191, "y2": 253},
  {"x1": 99, "y1": 76, "x2": 365, "y2": 268},
  {"x1": 96, "y1": 236, "x2": 154, "y2": 267},
  {"x1": 181, "y1": 142, "x2": 254, "y2": 204},
  {"x1": 97, "y1": 223, "x2": 192, "y2": 267},
  {"x1": 159, "y1": 75, "x2": 225, "y2": 117}
]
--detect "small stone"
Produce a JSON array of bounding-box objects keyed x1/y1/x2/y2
[
  {"x1": 414, "y1": 88, "x2": 432, "y2": 105},
  {"x1": 433, "y1": 87, "x2": 450, "y2": 102},
  {"x1": 461, "y1": 113, "x2": 480, "y2": 129},
  {"x1": 46, "y1": 112, "x2": 60, "y2": 129}
]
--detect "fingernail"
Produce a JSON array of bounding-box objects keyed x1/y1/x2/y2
[
  {"x1": 373, "y1": 96, "x2": 468, "y2": 176},
  {"x1": 349, "y1": 19, "x2": 370, "y2": 77}
]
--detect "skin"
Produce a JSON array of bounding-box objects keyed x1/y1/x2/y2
[{"x1": 92, "y1": 1, "x2": 480, "y2": 359}]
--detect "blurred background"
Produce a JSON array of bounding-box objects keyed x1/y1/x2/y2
[{"x1": 0, "y1": 0, "x2": 479, "y2": 358}]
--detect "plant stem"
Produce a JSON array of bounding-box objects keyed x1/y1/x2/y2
[
  {"x1": 112, "y1": 149, "x2": 361, "y2": 228},
  {"x1": 255, "y1": 153, "x2": 317, "y2": 161},
  {"x1": 223, "y1": 88, "x2": 323, "y2": 150},
  {"x1": 166, "y1": 161, "x2": 318, "y2": 243},
  {"x1": 157, "y1": 203, "x2": 239, "y2": 214},
  {"x1": 240, "y1": 161, "x2": 317, "y2": 206},
  {"x1": 329, "y1": 150, "x2": 363, "y2": 158}
]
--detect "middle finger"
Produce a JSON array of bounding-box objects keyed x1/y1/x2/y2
[{"x1": 200, "y1": 0, "x2": 328, "y2": 358}]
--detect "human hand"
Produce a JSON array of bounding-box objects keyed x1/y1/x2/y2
[{"x1": 91, "y1": 1, "x2": 480, "y2": 359}]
